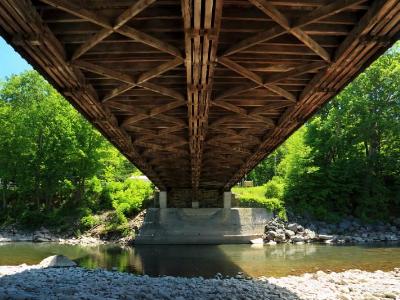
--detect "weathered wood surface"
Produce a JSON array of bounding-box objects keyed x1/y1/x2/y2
[{"x1": 0, "y1": 0, "x2": 399, "y2": 195}]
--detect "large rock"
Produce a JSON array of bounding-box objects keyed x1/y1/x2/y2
[
  {"x1": 275, "y1": 233, "x2": 286, "y2": 243},
  {"x1": 266, "y1": 230, "x2": 278, "y2": 241},
  {"x1": 39, "y1": 255, "x2": 76, "y2": 268},
  {"x1": 304, "y1": 229, "x2": 316, "y2": 240},
  {"x1": 287, "y1": 223, "x2": 299, "y2": 233},
  {"x1": 250, "y1": 238, "x2": 264, "y2": 244},
  {"x1": 318, "y1": 234, "x2": 334, "y2": 241},
  {"x1": 285, "y1": 229, "x2": 295, "y2": 238},
  {"x1": 291, "y1": 235, "x2": 305, "y2": 243}
]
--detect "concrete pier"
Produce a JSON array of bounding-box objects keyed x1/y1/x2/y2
[{"x1": 135, "y1": 208, "x2": 272, "y2": 244}]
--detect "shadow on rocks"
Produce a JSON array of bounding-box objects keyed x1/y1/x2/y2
[{"x1": 0, "y1": 266, "x2": 302, "y2": 300}]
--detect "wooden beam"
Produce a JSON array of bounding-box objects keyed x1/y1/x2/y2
[
  {"x1": 140, "y1": 82, "x2": 185, "y2": 101},
  {"x1": 206, "y1": 140, "x2": 252, "y2": 156},
  {"x1": 211, "y1": 100, "x2": 275, "y2": 127},
  {"x1": 73, "y1": 0, "x2": 158, "y2": 61},
  {"x1": 215, "y1": 83, "x2": 259, "y2": 100},
  {"x1": 249, "y1": 0, "x2": 331, "y2": 62},
  {"x1": 102, "y1": 57, "x2": 183, "y2": 102},
  {"x1": 335, "y1": 0, "x2": 397, "y2": 61},
  {"x1": 218, "y1": 57, "x2": 297, "y2": 101},
  {"x1": 222, "y1": 0, "x2": 360, "y2": 57},
  {"x1": 155, "y1": 114, "x2": 187, "y2": 127},
  {"x1": 73, "y1": 60, "x2": 185, "y2": 101},
  {"x1": 137, "y1": 57, "x2": 183, "y2": 83},
  {"x1": 222, "y1": 26, "x2": 286, "y2": 56},
  {"x1": 182, "y1": 0, "x2": 224, "y2": 191},
  {"x1": 293, "y1": 0, "x2": 367, "y2": 28},
  {"x1": 134, "y1": 141, "x2": 188, "y2": 155},
  {"x1": 38, "y1": 0, "x2": 182, "y2": 57},
  {"x1": 264, "y1": 61, "x2": 327, "y2": 84},
  {"x1": 38, "y1": 0, "x2": 111, "y2": 27},
  {"x1": 73, "y1": 60, "x2": 136, "y2": 84},
  {"x1": 121, "y1": 100, "x2": 185, "y2": 127},
  {"x1": 208, "y1": 126, "x2": 261, "y2": 144},
  {"x1": 102, "y1": 83, "x2": 135, "y2": 102},
  {"x1": 218, "y1": 56, "x2": 262, "y2": 84}
]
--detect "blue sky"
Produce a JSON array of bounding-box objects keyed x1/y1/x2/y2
[{"x1": 0, "y1": 36, "x2": 32, "y2": 79}]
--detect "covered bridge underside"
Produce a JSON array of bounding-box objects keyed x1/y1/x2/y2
[{"x1": 1, "y1": 0, "x2": 399, "y2": 207}]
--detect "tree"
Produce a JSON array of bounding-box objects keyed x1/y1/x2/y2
[
  {"x1": 285, "y1": 45, "x2": 400, "y2": 221},
  {"x1": 0, "y1": 71, "x2": 138, "y2": 226}
]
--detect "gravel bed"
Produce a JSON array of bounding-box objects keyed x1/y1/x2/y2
[{"x1": 0, "y1": 265, "x2": 399, "y2": 300}]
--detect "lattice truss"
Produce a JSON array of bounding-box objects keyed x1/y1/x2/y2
[{"x1": 0, "y1": 0, "x2": 399, "y2": 193}]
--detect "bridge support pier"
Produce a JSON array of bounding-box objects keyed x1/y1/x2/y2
[
  {"x1": 159, "y1": 191, "x2": 167, "y2": 208},
  {"x1": 223, "y1": 191, "x2": 232, "y2": 208}
]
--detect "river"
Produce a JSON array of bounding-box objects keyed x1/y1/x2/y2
[{"x1": 0, "y1": 242, "x2": 399, "y2": 278}]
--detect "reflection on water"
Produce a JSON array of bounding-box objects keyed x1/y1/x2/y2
[{"x1": 0, "y1": 242, "x2": 399, "y2": 278}]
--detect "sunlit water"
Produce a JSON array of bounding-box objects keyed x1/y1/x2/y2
[{"x1": 0, "y1": 242, "x2": 399, "y2": 278}]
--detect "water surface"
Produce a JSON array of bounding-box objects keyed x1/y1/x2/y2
[{"x1": 0, "y1": 242, "x2": 399, "y2": 278}]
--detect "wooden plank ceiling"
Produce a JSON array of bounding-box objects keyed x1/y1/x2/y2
[{"x1": 0, "y1": 0, "x2": 399, "y2": 193}]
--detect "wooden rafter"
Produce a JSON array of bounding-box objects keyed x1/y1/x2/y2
[
  {"x1": 1, "y1": 0, "x2": 398, "y2": 195},
  {"x1": 103, "y1": 57, "x2": 183, "y2": 102},
  {"x1": 73, "y1": 60, "x2": 184, "y2": 101},
  {"x1": 0, "y1": 0, "x2": 168, "y2": 189},
  {"x1": 38, "y1": 0, "x2": 182, "y2": 57},
  {"x1": 223, "y1": 0, "x2": 399, "y2": 189},
  {"x1": 222, "y1": 0, "x2": 366, "y2": 57},
  {"x1": 182, "y1": 0, "x2": 223, "y2": 193},
  {"x1": 218, "y1": 57, "x2": 326, "y2": 102},
  {"x1": 72, "y1": 0, "x2": 156, "y2": 60}
]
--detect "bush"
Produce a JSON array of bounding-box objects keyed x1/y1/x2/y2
[
  {"x1": 107, "y1": 178, "x2": 153, "y2": 217},
  {"x1": 264, "y1": 177, "x2": 284, "y2": 199},
  {"x1": 80, "y1": 214, "x2": 100, "y2": 230},
  {"x1": 233, "y1": 185, "x2": 287, "y2": 220}
]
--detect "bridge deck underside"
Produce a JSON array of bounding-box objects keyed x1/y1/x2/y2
[{"x1": 0, "y1": 0, "x2": 399, "y2": 196}]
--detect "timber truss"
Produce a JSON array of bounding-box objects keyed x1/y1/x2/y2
[{"x1": 0, "y1": 0, "x2": 399, "y2": 196}]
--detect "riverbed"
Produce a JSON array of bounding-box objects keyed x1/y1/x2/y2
[{"x1": 1, "y1": 242, "x2": 399, "y2": 278}]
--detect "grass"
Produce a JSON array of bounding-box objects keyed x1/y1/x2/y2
[{"x1": 232, "y1": 185, "x2": 287, "y2": 220}]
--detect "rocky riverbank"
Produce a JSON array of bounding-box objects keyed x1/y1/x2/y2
[
  {"x1": 2, "y1": 213, "x2": 400, "y2": 246},
  {"x1": 262, "y1": 217, "x2": 400, "y2": 245},
  {"x1": 0, "y1": 261, "x2": 399, "y2": 299},
  {"x1": 0, "y1": 227, "x2": 106, "y2": 245},
  {"x1": 0, "y1": 210, "x2": 147, "y2": 246}
]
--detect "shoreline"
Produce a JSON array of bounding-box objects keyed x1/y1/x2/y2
[
  {"x1": 0, "y1": 264, "x2": 399, "y2": 299},
  {"x1": 1, "y1": 215, "x2": 399, "y2": 246}
]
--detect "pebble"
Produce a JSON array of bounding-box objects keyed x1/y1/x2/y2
[{"x1": 0, "y1": 264, "x2": 398, "y2": 300}]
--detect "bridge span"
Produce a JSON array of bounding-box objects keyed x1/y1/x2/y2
[{"x1": 1, "y1": 0, "x2": 399, "y2": 208}]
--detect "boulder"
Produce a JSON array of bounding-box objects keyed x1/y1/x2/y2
[
  {"x1": 317, "y1": 234, "x2": 334, "y2": 241},
  {"x1": 291, "y1": 235, "x2": 305, "y2": 243},
  {"x1": 266, "y1": 230, "x2": 278, "y2": 240},
  {"x1": 275, "y1": 233, "x2": 286, "y2": 243},
  {"x1": 250, "y1": 238, "x2": 264, "y2": 244},
  {"x1": 285, "y1": 230, "x2": 295, "y2": 238},
  {"x1": 33, "y1": 236, "x2": 51, "y2": 242},
  {"x1": 39, "y1": 255, "x2": 76, "y2": 268},
  {"x1": 304, "y1": 229, "x2": 316, "y2": 240},
  {"x1": 287, "y1": 223, "x2": 298, "y2": 233}
]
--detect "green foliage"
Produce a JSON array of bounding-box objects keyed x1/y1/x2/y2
[
  {"x1": 109, "y1": 178, "x2": 153, "y2": 217},
  {"x1": 0, "y1": 71, "x2": 152, "y2": 230},
  {"x1": 80, "y1": 215, "x2": 101, "y2": 230},
  {"x1": 232, "y1": 185, "x2": 287, "y2": 220},
  {"x1": 246, "y1": 43, "x2": 400, "y2": 222},
  {"x1": 264, "y1": 177, "x2": 284, "y2": 199}
]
